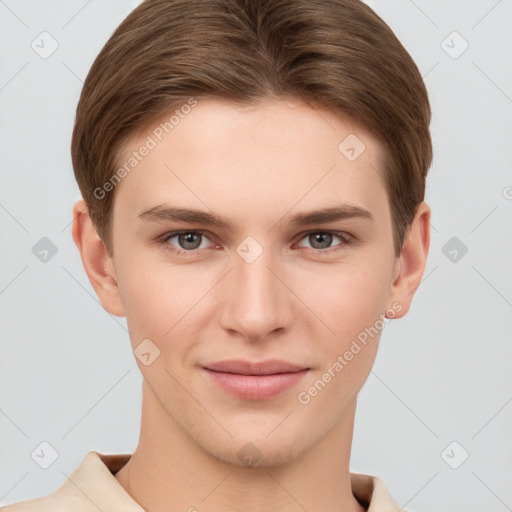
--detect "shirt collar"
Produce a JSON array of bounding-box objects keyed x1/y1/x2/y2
[{"x1": 55, "y1": 451, "x2": 401, "y2": 512}]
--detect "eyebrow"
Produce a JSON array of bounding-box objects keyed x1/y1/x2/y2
[{"x1": 137, "y1": 203, "x2": 373, "y2": 231}]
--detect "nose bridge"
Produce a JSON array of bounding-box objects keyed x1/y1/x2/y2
[{"x1": 219, "y1": 236, "x2": 290, "y2": 340}]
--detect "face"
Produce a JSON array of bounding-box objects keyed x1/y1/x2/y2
[{"x1": 106, "y1": 97, "x2": 405, "y2": 466}]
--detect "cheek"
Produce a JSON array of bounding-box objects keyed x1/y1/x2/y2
[
  {"x1": 116, "y1": 257, "x2": 213, "y2": 356},
  {"x1": 299, "y1": 261, "x2": 391, "y2": 397},
  {"x1": 296, "y1": 267, "x2": 388, "y2": 412},
  {"x1": 305, "y1": 259, "x2": 392, "y2": 339}
]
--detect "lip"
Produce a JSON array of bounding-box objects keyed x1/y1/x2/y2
[{"x1": 203, "y1": 359, "x2": 309, "y2": 400}]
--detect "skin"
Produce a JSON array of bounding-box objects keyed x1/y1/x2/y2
[{"x1": 72, "y1": 96, "x2": 430, "y2": 512}]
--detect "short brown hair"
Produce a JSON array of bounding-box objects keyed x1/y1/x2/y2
[{"x1": 71, "y1": 0, "x2": 432, "y2": 257}]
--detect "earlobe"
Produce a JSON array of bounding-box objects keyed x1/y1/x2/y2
[
  {"x1": 386, "y1": 201, "x2": 431, "y2": 318},
  {"x1": 71, "y1": 199, "x2": 126, "y2": 317}
]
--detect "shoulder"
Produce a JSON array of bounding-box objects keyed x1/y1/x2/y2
[
  {"x1": 1, "y1": 491, "x2": 87, "y2": 512},
  {"x1": 1, "y1": 451, "x2": 134, "y2": 512}
]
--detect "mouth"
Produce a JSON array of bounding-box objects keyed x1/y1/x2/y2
[{"x1": 202, "y1": 359, "x2": 310, "y2": 400}]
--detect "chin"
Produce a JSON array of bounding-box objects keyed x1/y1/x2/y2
[
  {"x1": 209, "y1": 440, "x2": 308, "y2": 469},
  {"x1": 197, "y1": 424, "x2": 314, "y2": 469}
]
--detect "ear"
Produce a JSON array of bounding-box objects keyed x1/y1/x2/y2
[
  {"x1": 386, "y1": 201, "x2": 431, "y2": 318},
  {"x1": 71, "y1": 199, "x2": 126, "y2": 317}
]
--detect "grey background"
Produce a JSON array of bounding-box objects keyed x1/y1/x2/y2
[{"x1": 1, "y1": 1, "x2": 511, "y2": 511}]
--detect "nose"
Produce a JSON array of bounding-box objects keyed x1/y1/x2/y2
[{"x1": 218, "y1": 242, "x2": 293, "y2": 342}]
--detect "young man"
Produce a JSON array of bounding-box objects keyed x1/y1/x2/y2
[{"x1": 2, "y1": 0, "x2": 431, "y2": 510}]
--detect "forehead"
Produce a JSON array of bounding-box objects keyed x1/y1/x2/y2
[{"x1": 113, "y1": 97, "x2": 388, "y2": 221}]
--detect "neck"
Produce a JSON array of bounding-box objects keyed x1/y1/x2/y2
[{"x1": 115, "y1": 381, "x2": 366, "y2": 512}]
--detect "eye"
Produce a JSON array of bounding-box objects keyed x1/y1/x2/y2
[
  {"x1": 159, "y1": 229, "x2": 352, "y2": 256},
  {"x1": 294, "y1": 231, "x2": 351, "y2": 253},
  {"x1": 161, "y1": 231, "x2": 214, "y2": 255}
]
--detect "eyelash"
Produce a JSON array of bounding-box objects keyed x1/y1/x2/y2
[{"x1": 158, "y1": 230, "x2": 353, "y2": 257}]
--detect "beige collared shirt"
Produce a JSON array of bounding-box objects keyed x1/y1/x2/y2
[{"x1": 1, "y1": 451, "x2": 404, "y2": 511}]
